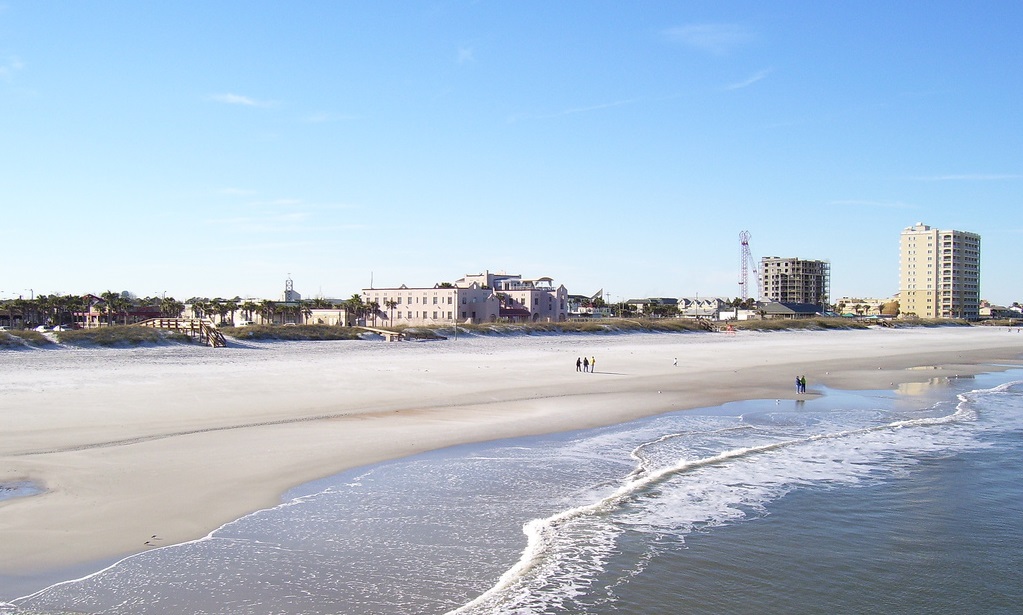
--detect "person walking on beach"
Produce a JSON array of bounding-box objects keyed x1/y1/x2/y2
[
  {"x1": 800, "y1": 375, "x2": 807, "y2": 393},
  {"x1": 576, "y1": 357, "x2": 582, "y2": 372},
  {"x1": 590, "y1": 356, "x2": 596, "y2": 373},
  {"x1": 796, "y1": 375, "x2": 802, "y2": 394},
  {"x1": 583, "y1": 357, "x2": 589, "y2": 372}
]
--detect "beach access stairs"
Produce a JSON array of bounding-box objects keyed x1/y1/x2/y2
[
  {"x1": 134, "y1": 318, "x2": 227, "y2": 348},
  {"x1": 357, "y1": 326, "x2": 404, "y2": 342}
]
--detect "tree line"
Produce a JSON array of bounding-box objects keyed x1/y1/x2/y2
[{"x1": 0, "y1": 292, "x2": 386, "y2": 329}]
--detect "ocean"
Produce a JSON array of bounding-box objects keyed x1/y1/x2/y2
[{"x1": 4, "y1": 367, "x2": 1022, "y2": 614}]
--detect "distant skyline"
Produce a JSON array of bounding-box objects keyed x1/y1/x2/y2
[{"x1": 1, "y1": 2, "x2": 1020, "y2": 304}]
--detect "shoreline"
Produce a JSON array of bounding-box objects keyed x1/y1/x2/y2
[{"x1": 1, "y1": 327, "x2": 1020, "y2": 593}]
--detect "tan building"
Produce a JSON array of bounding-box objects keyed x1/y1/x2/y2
[
  {"x1": 899, "y1": 223, "x2": 980, "y2": 320},
  {"x1": 834, "y1": 297, "x2": 893, "y2": 317},
  {"x1": 361, "y1": 271, "x2": 568, "y2": 326},
  {"x1": 760, "y1": 257, "x2": 830, "y2": 308}
]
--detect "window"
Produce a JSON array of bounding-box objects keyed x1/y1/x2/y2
[{"x1": 433, "y1": 297, "x2": 438, "y2": 304}]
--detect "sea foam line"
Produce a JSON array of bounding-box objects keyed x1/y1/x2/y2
[{"x1": 447, "y1": 404, "x2": 976, "y2": 614}]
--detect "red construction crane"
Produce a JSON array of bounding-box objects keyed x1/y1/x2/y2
[{"x1": 739, "y1": 230, "x2": 762, "y2": 301}]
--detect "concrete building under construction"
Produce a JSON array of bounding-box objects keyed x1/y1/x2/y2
[{"x1": 759, "y1": 257, "x2": 831, "y2": 309}]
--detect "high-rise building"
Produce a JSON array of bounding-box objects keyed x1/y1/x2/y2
[
  {"x1": 759, "y1": 257, "x2": 831, "y2": 308},
  {"x1": 899, "y1": 222, "x2": 980, "y2": 319}
]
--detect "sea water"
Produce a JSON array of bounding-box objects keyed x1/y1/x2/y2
[{"x1": 4, "y1": 369, "x2": 1022, "y2": 614}]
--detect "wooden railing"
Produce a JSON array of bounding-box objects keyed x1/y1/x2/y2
[
  {"x1": 357, "y1": 326, "x2": 404, "y2": 341},
  {"x1": 134, "y1": 318, "x2": 227, "y2": 348}
]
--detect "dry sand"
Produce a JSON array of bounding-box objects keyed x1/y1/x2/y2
[{"x1": 1, "y1": 326, "x2": 1020, "y2": 582}]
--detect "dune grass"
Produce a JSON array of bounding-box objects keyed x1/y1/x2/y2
[
  {"x1": 224, "y1": 324, "x2": 364, "y2": 341},
  {"x1": 54, "y1": 326, "x2": 193, "y2": 347},
  {"x1": 1, "y1": 329, "x2": 58, "y2": 349},
  {"x1": 0, "y1": 317, "x2": 984, "y2": 351}
]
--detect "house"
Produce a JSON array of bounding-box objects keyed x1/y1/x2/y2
[
  {"x1": 625, "y1": 297, "x2": 679, "y2": 317},
  {"x1": 677, "y1": 297, "x2": 733, "y2": 320},
  {"x1": 567, "y1": 290, "x2": 612, "y2": 319},
  {"x1": 834, "y1": 297, "x2": 890, "y2": 317},
  {"x1": 760, "y1": 302, "x2": 822, "y2": 319},
  {"x1": 979, "y1": 304, "x2": 1021, "y2": 320}
]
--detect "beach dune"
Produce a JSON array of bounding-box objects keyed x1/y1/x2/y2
[{"x1": 1, "y1": 327, "x2": 1020, "y2": 586}]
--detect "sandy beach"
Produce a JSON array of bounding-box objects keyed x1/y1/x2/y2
[{"x1": 1, "y1": 326, "x2": 1020, "y2": 584}]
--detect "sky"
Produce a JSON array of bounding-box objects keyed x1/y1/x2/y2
[{"x1": 1, "y1": 1, "x2": 1020, "y2": 305}]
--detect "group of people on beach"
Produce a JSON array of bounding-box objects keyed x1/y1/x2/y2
[
  {"x1": 795, "y1": 375, "x2": 807, "y2": 394},
  {"x1": 576, "y1": 356, "x2": 596, "y2": 373}
]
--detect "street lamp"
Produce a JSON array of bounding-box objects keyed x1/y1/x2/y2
[{"x1": 25, "y1": 289, "x2": 34, "y2": 300}]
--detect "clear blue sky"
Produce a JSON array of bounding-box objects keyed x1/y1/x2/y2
[{"x1": 2, "y1": 1, "x2": 1020, "y2": 304}]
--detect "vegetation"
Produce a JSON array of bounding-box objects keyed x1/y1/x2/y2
[
  {"x1": 0, "y1": 329, "x2": 57, "y2": 349},
  {"x1": 980, "y1": 318, "x2": 1023, "y2": 327},
  {"x1": 224, "y1": 324, "x2": 364, "y2": 341},
  {"x1": 399, "y1": 317, "x2": 878, "y2": 337},
  {"x1": 54, "y1": 326, "x2": 192, "y2": 347},
  {"x1": 0, "y1": 314, "x2": 998, "y2": 351}
]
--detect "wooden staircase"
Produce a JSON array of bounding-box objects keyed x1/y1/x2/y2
[
  {"x1": 357, "y1": 326, "x2": 404, "y2": 341},
  {"x1": 134, "y1": 318, "x2": 227, "y2": 347}
]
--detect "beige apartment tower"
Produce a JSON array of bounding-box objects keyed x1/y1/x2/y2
[{"x1": 899, "y1": 222, "x2": 980, "y2": 320}]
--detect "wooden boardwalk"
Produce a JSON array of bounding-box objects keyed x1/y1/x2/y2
[
  {"x1": 134, "y1": 318, "x2": 227, "y2": 347},
  {"x1": 358, "y1": 326, "x2": 404, "y2": 341}
]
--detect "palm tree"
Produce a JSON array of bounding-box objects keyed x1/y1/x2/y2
[
  {"x1": 240, "y1": 301, "x2": 258, "y2": 323},
  {"x1": 223, "y1": 299, "x2": 239, "y2": 325},
  {"x1": 365, "y1": 301, "x2": 381, "y2": 326},
  {"x1": 280, "y1": 303, "x2": 298, "y2": 324},
  {"x1": 343, "y1": 294, "x2": 365, "y2": 326},
  {"x1": 161, "y1": 296, "x2": 183, "y2": 318},
  {"x1": 258, "y1": 300, "x2": 277, "y2": 325},
  {"x1": 190, "y1": 299, "x2": 209, "y2": 320},
  {"x1": 35, "y1": 294, "x2": 54, "y2": 327},
  {"x1": 100, "y1": 291, "x2": 120, "y2": 326},
  {"x1": 384, "y1": 299, "x2": 398, "y2": 326},
  {"x1": 2, "y1": 299, "x2": 16, "y2": 329},
  {"x1": 208, "y1": 298, "x2": 224, "y2": 324}
]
